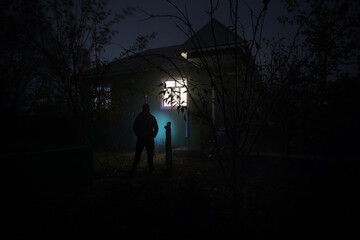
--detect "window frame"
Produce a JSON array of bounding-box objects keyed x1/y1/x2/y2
[
  {"x1": 161, "y1": 79, "x2": 187, "y2": 109},
  {"x1": 92, "y1": 85, "x2": 112, "y2": 110}
]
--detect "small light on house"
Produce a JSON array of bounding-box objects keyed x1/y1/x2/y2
[{"x1": 181, "y1": 52, "x2": 188, "y2": 59}]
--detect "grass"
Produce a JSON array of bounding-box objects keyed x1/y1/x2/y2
[
  {"x1": 92, "y1": 150, "x2": 234, "y2": 207},
  {"x1": 2, "y1": 150, "x2": 357, "y2": 239},
  {"x1": 90, "y1": 151, "x2": 357, "y2": 239},
  {"x1": 90, "y1": 150, "x2": 237, "y2": 239},
  {"x1": 92, "y1": 150, "x2": 233, "y2": 202}
]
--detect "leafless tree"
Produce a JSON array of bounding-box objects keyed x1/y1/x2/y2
[
  {"x1": 133, "y1": 0, "x2": 343, "y2": 196},
  {"x1": 1, "y1": 0, "x2": 141, "y2": 144}
]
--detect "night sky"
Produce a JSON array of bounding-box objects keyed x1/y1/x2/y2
[
  {"x1": 105, "y1": 0, "x2": 295, "y2": 59},
  {"x1": 103, "y1": 0, "x2": 359, "y2": 77}
]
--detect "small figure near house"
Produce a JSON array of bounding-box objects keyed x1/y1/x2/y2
[{"x1": 131, "y1": 103, "x2": 159, "y2": 174}]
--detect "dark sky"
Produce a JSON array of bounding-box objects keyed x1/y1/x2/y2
[
  {"x1": 105, "y1": 0, "x2": 291, "y2": 59},
  {"x1": 104, "y1": 0, "x2": 358, "y2": 77}
]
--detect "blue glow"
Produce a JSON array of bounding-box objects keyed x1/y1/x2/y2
[{"x1": 152, "y1": 111, "x2": 175, "y2": 147}]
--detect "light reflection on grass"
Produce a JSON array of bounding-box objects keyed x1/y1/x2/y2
[
  {"x1": 93, "y1": 152, "x2": 168, "y2": 178},
  {"x1": 92, "y1": 150, "x2": 232, "y2": 204}
]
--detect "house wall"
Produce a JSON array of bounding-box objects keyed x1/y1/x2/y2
[
  {"x1": 105, "y1": 70, "x2": 204, "y2": 152},
  {"x1": 89, "y1": 52, "x2": 241, "y2": 152}
]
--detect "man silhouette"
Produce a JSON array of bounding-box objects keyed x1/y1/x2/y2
[{"x1": 131, "y1": 103, "x2": 158, "y2": 174}]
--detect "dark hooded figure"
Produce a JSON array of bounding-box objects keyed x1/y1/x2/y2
[{"x1": 131, "y1": 103, "x2": 159, "y2": 173}]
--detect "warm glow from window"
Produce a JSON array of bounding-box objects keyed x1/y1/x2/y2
[{"x1": 162, "y1": 79, "x2": 187, "y2": 108}]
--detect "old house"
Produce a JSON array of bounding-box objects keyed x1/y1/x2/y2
[{"x1": 89, "y1": 19, "x2": 249, "y2": 151}]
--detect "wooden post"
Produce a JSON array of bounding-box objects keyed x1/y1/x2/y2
[{"x1": 165, "y1": 122, "x2": 173, "y2": 172}]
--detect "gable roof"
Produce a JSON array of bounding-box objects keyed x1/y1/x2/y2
[
  {"x1": 100, "y1": 19, "x2": 245, "y2": 76},
  {"x1": 104, "y1": 44, "x2": 183, "y2": 75},
  {"x1": 180, "y1": 19, "x2": 243, "y2": 51}
]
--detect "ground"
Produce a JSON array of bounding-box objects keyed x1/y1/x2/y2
[{"x1": 1, "y1": 150, "x2": 358, "y2": 239}]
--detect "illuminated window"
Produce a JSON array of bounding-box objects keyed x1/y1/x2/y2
[
  {"x1": 162, "y1": 79, "x2": 187, "y2": 109},
  {"x1": 92, "y1": 86, "x2": 111, "y2": 110}
]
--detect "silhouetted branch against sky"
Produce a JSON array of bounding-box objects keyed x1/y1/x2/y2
[
  {"x1": 107, "y1": 0, "x2": 359, "y2": 76},
  {"x1": 106, "y1": 0, "x2": 302, "y2": 58},
  {"x1": 114, "y1": 0, "x2": 359, "y2": 158}
]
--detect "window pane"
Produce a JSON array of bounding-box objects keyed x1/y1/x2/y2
[
  {"x1": 92, "y1": 86, "x2": 111, "y2": 110},
  {"x1": 163, "y1": 88, "x2": 172, "y2": 107},
  {"x1": 165, "y1": 81, "x2": 176, "y2": 88},
  {"x1": 180, "y1": 87, "x2": 187, "y2": 106},
  {"x1": 162, "y1": 79, "x2": 187, "y2": 108},
  {"x1": 176, "y1": 79, "x2": 187, "y2": 87}
]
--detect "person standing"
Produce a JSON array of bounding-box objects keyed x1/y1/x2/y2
[{"x1": 131, "y1": 103, "x2": 158, "y2": 174}]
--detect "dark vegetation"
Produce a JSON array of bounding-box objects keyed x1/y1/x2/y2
[
  {"x1": 1, "y1": 1, "x2": 359, "y2": 239},
  {"x1": 2, "y1": 151, "x2": 358, "y2": 239}
]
